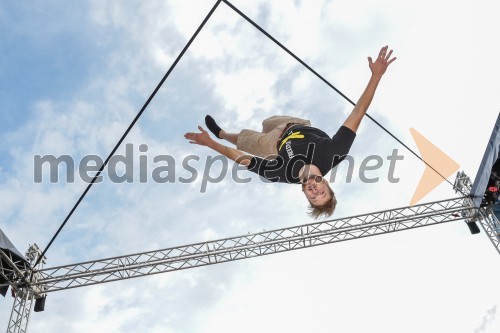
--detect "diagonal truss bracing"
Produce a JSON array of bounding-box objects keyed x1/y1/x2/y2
[
  {"x1": 0, "y1": 250, "x2": 31, "y2": 294},
  {"x1": 33, "y1": 197, "x2": 473, "y2": 293},
  {"x1": 6, "y1": 291, "x2": 33, "y2": 333}
]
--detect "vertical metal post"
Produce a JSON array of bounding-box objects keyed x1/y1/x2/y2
[
  {"x1": 5, "y1": 244, "x2": 45, "y2": 333},
  {"x1": 6, "y1": 289, "x2": 34, "y2": 333}
]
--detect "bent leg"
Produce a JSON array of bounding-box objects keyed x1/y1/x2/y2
[
  {"x1": 237, "y1": 115, "x2": 312, "y2": 159},
  {"x1": 223, "y1": 115, "x2": 312, "y2": 159},
  {"x1": 237, "y1": 129, "x2": 277, "y2": 159},
  {"x1": 220, "y1": 130, "x2": 239, "y2": 146},
  {"x1": 262, "y1": 115, "x2": 311, "y2": 133}
]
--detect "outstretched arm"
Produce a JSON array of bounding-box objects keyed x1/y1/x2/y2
[
  {"x1": 343, "y1": 45, "x2": 396, "y2": 133},
  {"x1": 184, "y1": 126, "x2": 253, "y2": 166}
]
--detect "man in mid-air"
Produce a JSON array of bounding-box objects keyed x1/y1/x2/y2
[{"x1": 185, "y1": 46, "x2": 396, "y2": 219}]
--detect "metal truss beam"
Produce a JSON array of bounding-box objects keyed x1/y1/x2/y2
[
  {"x1": 33, "y1": 197, "x2": 473, "y2": 293},
  {"x1": 5, "y1": 245, "x2": 44, "y2": 333},
  {"x1": 0, "y1": 250, "x2": 31, "y2": 295},
  {"x1": 6, "y1": 291, "x2": 33, "y2": 333}
]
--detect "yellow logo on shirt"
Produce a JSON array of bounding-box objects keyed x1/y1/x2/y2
[{"x1": 279, "y1": 131, "x2": 304, "y2": 151}]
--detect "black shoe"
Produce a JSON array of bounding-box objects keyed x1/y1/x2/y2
[{"x1": 205, "y1": 115, "x2": 223, "y2": 139}]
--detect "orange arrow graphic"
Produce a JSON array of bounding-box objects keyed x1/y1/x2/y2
[{"x1": 409, "y1": 128, "x2": 460, "y2": 206}]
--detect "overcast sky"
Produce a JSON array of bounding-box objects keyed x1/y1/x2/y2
[{"x1": 1, "y1": 0, "x2": 500, "y2": 332}]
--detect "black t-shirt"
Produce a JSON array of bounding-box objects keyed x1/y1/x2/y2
[{"x1": 246, "y1": 125, "x2": 356, "y2": 183}]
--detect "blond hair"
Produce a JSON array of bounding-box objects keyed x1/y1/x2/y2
[{"x1": 307, "y1": 185, "x2": 336, "y2": 219}]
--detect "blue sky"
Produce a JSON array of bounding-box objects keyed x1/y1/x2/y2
[
  {"x1": 1, "y1": 0, "x2": 500, "y2": 332},
  {"x1": 0, "y1": 2, "x2": 95, "y2": 131}
]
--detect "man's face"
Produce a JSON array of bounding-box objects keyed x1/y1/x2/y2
[{"x1": 302, "y1": 175, "x2": 332, "y2": 206}]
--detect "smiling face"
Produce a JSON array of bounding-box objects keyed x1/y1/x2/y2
[{"x1": 301, "y1": 175, "x2": 332, "y2": 206}]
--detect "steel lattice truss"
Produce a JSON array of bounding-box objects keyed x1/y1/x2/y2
[
  {"x1": 6, "y1": 292, "x2": 33, "y2": 333},
  {"x1": 33, "y1": 197, "x2": 473, "y2": 293},
  {"x1": 0, "y1": 250, "x2": 30, "y2": 294},
  {"x1": 0, "y1": 249, "x2": 30, "y2": 281},
  {"x1": 3, "y1": 244, "x2": 44, "y2": 333}
]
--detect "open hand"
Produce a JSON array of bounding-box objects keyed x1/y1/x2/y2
[
  {"x1": 368, "y1": 46, "x2": 396, "y2": 77},
  {"x1": 184, "y1": 126, "x2": 213, "y2": 147}
]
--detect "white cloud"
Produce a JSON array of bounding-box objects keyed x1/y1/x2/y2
[
  {"x1": 475, "y1": 305, "x2": 498, "y2": 333},
  {"x1": 213, "y1": 67, "x2": 279, "y2": 123}
]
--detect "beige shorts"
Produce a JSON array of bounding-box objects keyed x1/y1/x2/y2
[{"x1": 236, "y1": 115, "x2": 311, "y2": 159}]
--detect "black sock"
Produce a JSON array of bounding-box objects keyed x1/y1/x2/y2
[{"x1": 205, "y1": 115, "x2": 223, "y2": 139}]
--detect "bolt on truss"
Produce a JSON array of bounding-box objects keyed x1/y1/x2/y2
[{"x1": 32, "y1": 196, "x2": 474, "y2": 293}]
